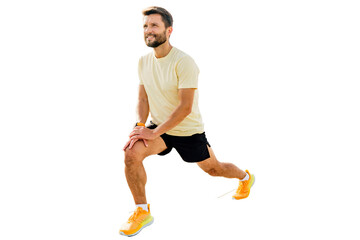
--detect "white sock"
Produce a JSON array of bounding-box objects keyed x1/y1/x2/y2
[
  {"x1": 240, "y1": 173, "x2": 249, "y2": 181},
  {"x1": 136, "y1": 204, "x2": 148, "y2": 212}
]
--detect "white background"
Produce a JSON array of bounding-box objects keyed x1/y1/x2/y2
[{"x1": 1, "y1": 0, "x2": 359, "y2": 239}]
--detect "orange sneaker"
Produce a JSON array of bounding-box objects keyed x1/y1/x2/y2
[
  {"x1": 119, "y1": 204, "x2": 154, "y2": 237},
  {"x1": 232, "y1": 170, "x2": 255, "y2": 200}
]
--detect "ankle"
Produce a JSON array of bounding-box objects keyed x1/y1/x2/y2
[
  {"x1": 136, "y1": 204, "x2": 148, "y2": 212},
  {"x1": 240, "y1": 172, "x2": 249, "y2": 181}
]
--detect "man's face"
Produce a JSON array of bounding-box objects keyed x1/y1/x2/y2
[{"x1": 143, "y1": 14, "x2": 171, "y2": 48}]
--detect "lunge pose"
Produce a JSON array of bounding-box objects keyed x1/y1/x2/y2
[{"x1": 119, "y1": 6, "x2": 255, "y2": 237}]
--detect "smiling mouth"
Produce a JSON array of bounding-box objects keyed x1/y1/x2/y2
[{"x1": 146, "y1": 35, "x2": 155, "y2": 40}]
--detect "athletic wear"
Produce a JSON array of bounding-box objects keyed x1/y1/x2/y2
[
  {"x1": 138, "y1": 47, "x2": 204, "y2": 136},
  {"x1": 148, "y1": 123, "x2": 211, "y2": 163},
  {"x1": 240, "y1": 172, "x2": 249, "y2": 181},
  {"x1": 119, "y1": 204, "x2": 154, "y2": 237},
  {"x1": 136, "y1": 204, "x2": 149, "y2": 212},
  {"x1": 232, "y1": 170, "x2": 255, "y2": 200}
]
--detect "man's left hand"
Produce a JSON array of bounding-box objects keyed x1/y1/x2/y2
[{"x1": 129, "y1": 127, "x2": 158, "y2": 141}]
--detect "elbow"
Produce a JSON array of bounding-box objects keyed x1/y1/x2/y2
[
  {"x1": 184, "y1": 106, "x2": 192, "y2": 116},
  {"x1": 138, "y1": 98, "x2": 148, "y2": 105}
]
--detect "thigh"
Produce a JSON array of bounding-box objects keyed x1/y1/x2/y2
[
  {"x1": 124, "y1": 137, "x2": 168, "y2": 159},
  {"x1": 173, "y1": 133, "x2": 211, "y2": 163},
  {"x1": 196, "y1": 147, "x2": 220, "y2": 171}
]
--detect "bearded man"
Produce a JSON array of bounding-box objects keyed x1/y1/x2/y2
[{"x1": 119, "y1": 6, "x2": 255, "y2": 237}]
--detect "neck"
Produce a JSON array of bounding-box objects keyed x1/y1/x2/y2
[{"x1": 153, "y1": 42, "x2": 173, "y2": 58}]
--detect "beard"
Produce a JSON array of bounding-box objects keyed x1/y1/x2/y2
[{"x1": 144, "y1": 30, "x2": 167, "y2": 48}]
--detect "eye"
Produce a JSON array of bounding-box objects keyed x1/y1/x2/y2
[{"x1": 151, "y1": 23, "x2": 158, "y2": 28}]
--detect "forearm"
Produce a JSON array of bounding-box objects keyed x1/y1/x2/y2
[
  {"x1": 130, "y1": 88, "x2": 195, "y2": 141},
  {"x1": 124, "y1": 98, "x2": 149, "y2": 151},
  {"x1": 137, "y1": 99, "x2": 149, "y2": 124},
  {"x1": 153, "y1": 105, "x2": 191, "y2": 136}
]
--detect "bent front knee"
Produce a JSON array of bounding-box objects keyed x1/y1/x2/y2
[{"x1": 124, "y1": 149, "x2": 144, "y2": 167}]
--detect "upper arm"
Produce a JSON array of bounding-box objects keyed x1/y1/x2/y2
[
  {"x1": 178, "y1": 88, "x2": 196, "y2": 113},
  {"x1": 176, "y1": 56, "x2": 199, "y2": 113},
  {"x1": 138, "y1": 85, "x2": 148, "y2": 102},
  {"x1": 176, "y1": 56, "x2": 199, "y2": 89}
]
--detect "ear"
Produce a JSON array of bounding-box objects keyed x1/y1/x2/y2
[{"x1": 167, "y1": 26, "x2": 173, "y2": 36}]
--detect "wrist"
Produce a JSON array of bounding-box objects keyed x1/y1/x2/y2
[
  {"x1": 152, "y1": 128, "x2": 162, "y2": 138},
  {"x1": 134, "y1": 122, "x2": 146, "y2": 128}
]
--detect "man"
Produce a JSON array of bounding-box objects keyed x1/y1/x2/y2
[{"x1": 119, "y1": 6, "x2": 255, "y2": 237}]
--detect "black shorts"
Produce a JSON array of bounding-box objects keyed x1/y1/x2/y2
[{"x1": 147, "y1": 123, "x2": 211, "y2": 163}]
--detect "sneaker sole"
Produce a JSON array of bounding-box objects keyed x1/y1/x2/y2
[
  {"x1": 250, "y1": 174, "x2": 255, "y2": 188},
  {"x1": 119, "y1": 217, "x2": 154, "y2": 237}
]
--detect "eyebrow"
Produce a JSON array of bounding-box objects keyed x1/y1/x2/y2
[{"x1": 143, "y1": 23, "x2": 159, "y2": 27}]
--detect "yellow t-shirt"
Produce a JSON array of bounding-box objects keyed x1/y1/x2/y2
[{"x1": 138, "y1": 47, "x2": 204, "y2": 136}]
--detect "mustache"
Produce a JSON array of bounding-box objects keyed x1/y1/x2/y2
[{"x1": 145, "y1": 34, "x2": 156, "y2": 37}]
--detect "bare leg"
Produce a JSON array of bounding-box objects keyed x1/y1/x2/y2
[
  {"x1": 124, "y1": 155, "x2": 148, "y2": 204},
  {"x1": 124, "y1": 138, "x2": 167, "y2": 204},
  {"x1": 197, "y1": 147, "x2": 247, "y2": 179}
]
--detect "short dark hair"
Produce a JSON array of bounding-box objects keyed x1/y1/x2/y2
[{"x1": 142, "y1": 6, "x2": 173, "y2": 28}]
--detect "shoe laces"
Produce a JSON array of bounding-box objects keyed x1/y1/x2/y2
[
  {"x1": 128, "y1": 207, "x2": 143, "y2": 223},
  {"x1": 217, "y1": 178, "x2": 250, "y2": 198},
  {"x1": 236, "y1": 181, "x2": 245, "y2": 193}
]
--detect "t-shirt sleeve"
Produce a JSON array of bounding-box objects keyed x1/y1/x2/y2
[
  {"x1": 176, "y1": 56, "x2": 200, "y2": 89},
  {"x1": 138, "y1": 57, "x2": 144, "y2": 85}
]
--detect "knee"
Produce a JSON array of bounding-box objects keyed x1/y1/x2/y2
[{"x1": 124, "y1": 149, "x2": 143, "y2": 167}]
